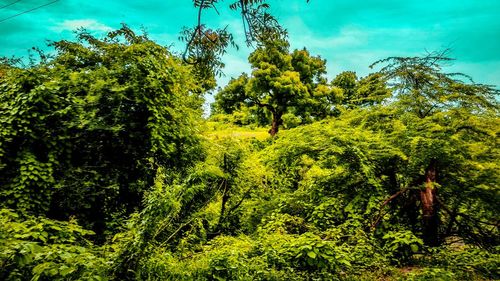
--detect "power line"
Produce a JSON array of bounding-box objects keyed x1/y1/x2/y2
[
  {"x1": 0, "y1": 0, "x2": 22, "y2": 10},
  {"x1": 0, "y1": 0, "x2": 59, "y2": 23}
]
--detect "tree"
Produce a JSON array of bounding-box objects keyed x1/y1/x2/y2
[
  {"x1": 369, "y1": 51, "x2": 499, "y2": 246},
  {"x1": 332, "y1": 71, "x2": 357, "y2": 103},
  {"x1": 214, "y1": 39, "x2": 333, "y2": 135},
  {"x1": 332, "y1": 71, "x2": 390, "y2": 108},
  {"x1": 182, "y1": 0, "x2": 311, "y2": 79},
  {"x1": 213, "y1": 74, "x2": 249, "y2": 115},
  {"x1": 0, "y1": 26, "x2": 204, "y2": 237}
]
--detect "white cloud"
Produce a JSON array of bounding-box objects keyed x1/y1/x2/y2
[{"x1": 51, "y1": 19, "x2": 113, "y2": 32}]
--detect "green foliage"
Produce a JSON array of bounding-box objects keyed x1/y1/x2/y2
[
  {"x1": 371, "y1": 50, "x2": 499, "y2": 117},
  {"x1": 262, "y1": 118, "x2": 400, "y2": 199},
  {"x1": 1, "y1": 23, "x2": 499, "y2": 281},
  {"x1": 0, "y1": 25, "x2": 204, "y2": 235},
  {"x1": 180, "y1": 24, "x2": 236, "y2": 90},
  {"x1": 427, "y1": 246, "x2": 500, "y2": 279},
  {"x1": 382, "y1": 230, "x2": 424, "y2": 263},
  {"x1": 0, "y1": 209, "x2": 107, "y2": 281},
  {"x1": 213, "y1": 39, "x2": 336, "y2": 135},
  {"x1": 213, "y1": 74, "x2": 249, "y2": 115},
  {"x1": 109, "y1": 135, "x2": 272, "y2": 279},
  {"x1": 277, "y1": 232, "x2": 351, "y2": 271},
  {"x1": 332, "y1": 71, "x2": 390, "y2": 108},
  {"x1": 398, "y1": 246, "x2": 500, "y2": 280},
  {"x1": 332, "y1": 71, "x2": 358, "y2": 102},
  {"x1": 184, "y1": 0, "x2": 296, "y2": 81}
]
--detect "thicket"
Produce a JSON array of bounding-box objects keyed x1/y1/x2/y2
[{"x1": 0, "y1": 25, "x2": 499, "y2": 281}]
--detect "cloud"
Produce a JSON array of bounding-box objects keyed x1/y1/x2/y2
[{"x1": 51, "y1": 19, "x2": 112, "y2": 32}]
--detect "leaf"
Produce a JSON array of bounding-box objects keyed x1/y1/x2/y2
[
  {"x1": 59, "y1": 265, "x2": 75, "y2": 276},
  {"x1": 214, "y1": 265, "x2": 225, "y2": 271},
  {"x1": 307, "y1": 251, "x2": 317, "y2": 259},
  {"x1": 410, "y1": 244, "x2": 419, "y2": 253}
]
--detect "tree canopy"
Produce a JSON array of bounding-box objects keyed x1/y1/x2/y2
[
  {"x1": 0, "y1": 26, "x2": 204, "y2": 236},
  {"x1": 214, "y1": 39, "x2": 336, "y2": 135}
]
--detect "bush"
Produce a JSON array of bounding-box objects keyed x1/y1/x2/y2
[
  {"x1": 0, "y1": 209, "x2": 108, "y2": 281},
  {"x1": 0, "y1": 26, "x2": 204, "y2": 236},
  {"x1": 382, "y1": 230, "x2": 423, "y2": 264}
]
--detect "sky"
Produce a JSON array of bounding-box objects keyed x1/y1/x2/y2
[{"x1": 1, "y1": 0, "x2": 499, "y2": 93}]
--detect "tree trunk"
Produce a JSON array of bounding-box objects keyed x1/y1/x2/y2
[
  {"x1": 269, "y1": 112, "x2": 282, "y2": 136},
  {"x1": 420, "y1": 159, "x2": 439, "y2": 246}
]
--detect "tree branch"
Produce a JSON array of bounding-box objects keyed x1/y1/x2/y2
[
  {"x1": 371, "y1": 187, "x2": 411, "y2": 229},
  {"x1": 437, "y1": 197, "x2": 499, "y2": 228}
]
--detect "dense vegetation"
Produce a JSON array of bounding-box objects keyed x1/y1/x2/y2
[{"x1": 1, "y1": 22, "x2": 499, "y2": 281}]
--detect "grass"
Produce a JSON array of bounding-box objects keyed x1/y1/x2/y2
[{"x1": 202, "y1": 121, "x2": 270, "y2": 140}]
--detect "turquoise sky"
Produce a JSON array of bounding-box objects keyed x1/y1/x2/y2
[{"x1": 1, "y1": 0, "x2": 499, "y2": 90}]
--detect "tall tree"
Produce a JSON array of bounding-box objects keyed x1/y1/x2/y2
[
  {"x1": 370, "y1": 51, "x2": 499, "y2": 246},
  {"x1": 0, "y1": 26, "x2": 204, "y2": 237},
  {"x1": 332, "y1": 71, "x2": 390, "y2": 108},
  {"x1": 214, "y1": 39, "x2": 332, "y2": 135}
]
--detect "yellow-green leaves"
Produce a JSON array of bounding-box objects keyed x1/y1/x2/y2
[{"x1": 0, "y1": 26, "x2": 204, "y2": 237}]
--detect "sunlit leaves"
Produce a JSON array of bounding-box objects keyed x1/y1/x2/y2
[{"x1": 0, "y1": 25, "x2": 204, "y2": 235}]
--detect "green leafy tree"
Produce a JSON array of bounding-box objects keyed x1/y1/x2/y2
[
  {"x1": 368, "y1": 51, "x2": 499, "y2": 246},
  {"x1": 214, "y1": 40, "x2": 333, "y2": 135},
  {"x1": 213, "y1": 74, "x2": 249, "y2": 115},
  {"x1": 332, "y1": 71, "x2": 390, "y2": 108},
  {"x1": 0, "y1": 26, "x2": 204, "y2": 236},
  {"x1": 332, "y1": 71, "x2": 358, "y2": 103}
]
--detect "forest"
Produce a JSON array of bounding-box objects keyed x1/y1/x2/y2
[{"x1": 0, "y1": 1, "x2": 499, "y2": 280}]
